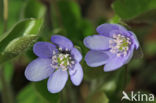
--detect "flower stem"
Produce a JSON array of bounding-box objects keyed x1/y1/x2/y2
[
  {"x1": 0, "y1": 67, "x2": 14, "y2": 103},
  {"x1": 0, "y1": 0, "x2": 14, "y2": 103},
  {"x1": 3, "y1": 0, "x2": 8, "y2": 32},
  {"x1": 121, "y1": 65, "x2": 128, "y2": 103}
]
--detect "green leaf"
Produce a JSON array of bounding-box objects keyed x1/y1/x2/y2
[
  {"x1": 80, "y1": 19, "x2": 94, "y2": 37},
  {"x1": 58, "y1": 1, "x2": 83, "y2": 41},
  {"x1": 131, "y1": 8, "x2": 156, "y2": 23},
  {"x1": 21, "y1": 0, "x2": 46, "y2": 18},
  {"x1": 109, "y1": 15, "x2": 121, "y2": 24},
  {"x1": 0, "y1": 0, "x2": 23, "y2": 35},
  {"x1": 0, "y1": 36, "x2": 38, "y2": 63},
  {"x1": 101, "y1": 80, "x2": 116, "y2": 95},
  {"x1": 34, "y1": 80, "x2": 60, "y2": 103},
  {"x1": 0, "y1": 18, "x2": 43, "y2": 63},
  {"x1": 17, "y1": 84, "x2": 47, "y2": 103},
  {"x1": 112, "y1": 0, "x2": 156, "y2": 20},
  {"x1": 0, "y1": 62, "x2": 14, "y2": 90},
  {"x1": 17, "y1": 81, "x2": 60, "y2": 103},
  {"x1": 115, "y1": 67, "x2": 129, "y2": 93}
]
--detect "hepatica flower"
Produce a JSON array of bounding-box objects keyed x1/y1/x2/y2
[
  {"x1": 84, "y1": 23, "x2": 139, "y2": 72},
  {"x1": 25, "y1": 35, "x2": 83, "y2": 93}
]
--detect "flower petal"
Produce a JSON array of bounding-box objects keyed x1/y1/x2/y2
[
  {"x1": 129, "y1": 31, "x2": 139, "y2": 49},
  {"x1": 104, "y1": 56, "x2": 124, "y2": 72},
  {"x1": 96, "y1": 23, "x2": 128, "y2": 37},
  {"x1": 51, "y1": 35, "x2": 73, "y2": 49},
  {"x1": 109, "y1": 29, "x2": 131, "y2": 38},
  {"x1": 104, "y1": 45, "x2": 135, "y2": 72},
  {"x1": 25, "y1": 58, "x2": 53, "y2": 81},
  {"x1": 85, "y1": 50, "x2": 110, "y2": 67},
  {"x1": 71, "y1": 48, "x2": 82, "y2": 62},
  {"x1": 69, "y1": 63, "x2": 83, "y2": 86},
  {"x1": 123, "y1": 44, "x2": 134, "y2": 64},
  {"x1": 33, "y1": 42, "x2": 56, "y2": 58},
  {"x1": 84, "y1": 35, "x2": 112, "y2": 50},
  {"x1": 47, "y1": 69, "x2": 68, "y2": 93}
]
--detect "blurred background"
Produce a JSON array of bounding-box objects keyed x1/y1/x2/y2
[{"x1": 0, "y1": 0, "x2": 156, "y2": 103}]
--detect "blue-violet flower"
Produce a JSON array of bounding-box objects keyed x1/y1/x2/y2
[
  {"x1": 25, "y1": 35, "x2": 83, "y2": 93},
  {"x1": 84, "y1": 23, "x2": 139, "y2": 72}
]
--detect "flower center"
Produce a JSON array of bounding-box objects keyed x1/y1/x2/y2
[
  {"x1": 51, "y1": 48, "x2": 75, "y2": 71},
  {"x1": 109, "y1": 34, "x2": 131, "y2": 57}
]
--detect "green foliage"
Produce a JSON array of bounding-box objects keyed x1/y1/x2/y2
[
  {"x1": 21, "y1": 0, "x2": 46, "y2": 18},
  {"x1": 0, "y1": 35, "x2": 38, "y2": 62},
  {"x1": 0, "y1": 62, "x2": 14, "y2": 90},
  {"x1": 17, "y1": 84, "x2": 47, "y2": 103},
  {"x1": 0, "y1": 0, "x2": 23, "y2": 35},
  {"x1": 34, "y1": 80, "x2": 60, "y2": 103},
  {"x1": 109, "y1": 15, "x2": 121, "y2": 24},
  {"x1": 145, "y1": 41, "x2": 156, "y2": 56},
  {"x1": 3, "y1": 62, "x2": 14, "y2": 83},
  {"x1": 112, "y1": 0, "x2": 156, "y2": 20},
  {"x1": 56, "y1": 0, "x2": 94, "y2": 57},
  {"x1": 57, "y1": 1, "x2": 94, "y2": 43},
  {"x1": 58, "y1": 0, "x2": 83, "y2": 41},
  {"x1": 17, "y1": 82, "x2": 60, "y2": 103},
  {"x1": 80, "y1": 19, "x2": 94, "y2": 37},
  {"x1": 0, "y1": 0, "x2": 156, "y2": 103},
  {"x1": 86, "y1": 91, "x2": 109, "y2": 103},
  {"x1": 0, "y1": 18, "x2": 43, "y2": 63}
]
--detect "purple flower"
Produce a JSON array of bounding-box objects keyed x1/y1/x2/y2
[
  {"x1": 84, "y1": 23, "x2": 139, "y2": 72},
  {"x1": 25, "y1": 35, "x2": 83, "y2": 93}
]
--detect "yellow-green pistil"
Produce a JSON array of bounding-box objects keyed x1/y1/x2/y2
[
  {"x1": 109, "y1": 34, "x2": 131, "y2": 57},
  {"x1": 51, "y1": 48, "x2": 75, "y2": 71}
]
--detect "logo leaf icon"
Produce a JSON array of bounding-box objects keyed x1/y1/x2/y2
[{"x1": 121, "y1": 91, "x2": 131, "y2": 101}]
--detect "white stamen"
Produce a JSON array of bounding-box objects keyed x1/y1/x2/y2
[
  {"x1": 62, "y1": 67, "x2": 67, "y2": 71},
  {"x1": 116, "y1": 45, "x2": 120, "y2": 49},
  {"x1": 60, "y1": 61, "x2": 65, "y2": 65},
  {"x1": 113, "y1": 34, "x2": 117, "y2": 38},
  {"x1": 126, "y1": 47, "x2": 129, "y2": 51},
  {"x1": 109, "y1": 40, "x2": 113, "y2": 44},
  {"x1": 51, "y1": 49, "x2": 75, "y2": 71},
  {"x1": 65, "y1": 54, "x2": 69, "y2": 58},
  {"x1": 60, "y1": 57, "x2": 63, "y2": 61},
  {"x1": 59, "y1": 54, "x2": 63, "y2": 58},
  {"x1": 109, "y1": 34, "x2": 131, "y2": 57},
  {"x1": 69, "y1": 64, "x2": 72, "y2": 68},
  {"x1": 124, "y1": 51, "x2": 127, "y2": 56},
  {"x1": 117, "y1": 53, "x2": 121, "y2": 57},
  {"x1": 53, "y1": 51, "x2": 56, "y2": 54},
  {"x1": 65, "y1": 48, "x2": 68, "y2": 51},
  {"x1": 52, "y1": 55, "x2": 57, "y2": 59},
  {"x1": 71, "y1": 61, "x2": 75, "y2": 64},
  {"x1": 118, "y1": 34, "x2": 121, "y2": 37},
  {"x1": 59, "y1": 47, "x2": 62, "y2": 51},
  {"x1": 67, "y1": 61, "x2": 70, "y2": 65}
]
